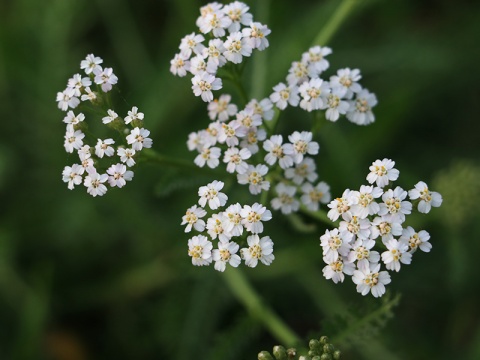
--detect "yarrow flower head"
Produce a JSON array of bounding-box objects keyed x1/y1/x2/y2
[{"x1": 58, "y1": 54, "x2": 152, "y2": 196}]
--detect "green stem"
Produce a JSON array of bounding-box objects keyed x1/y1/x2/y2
[
  {"x1": 221, "y1": 268, "x2": 301, "y2": 347},
  {"x1": 299, "y1": 204, "x2": 334, "y2": 227},
  {"x1": 139, "y1": 148, "x2": 224, "y2": 176},
  {"x1": 312, "y1": 0, "x2": 358, "y2": 46}
]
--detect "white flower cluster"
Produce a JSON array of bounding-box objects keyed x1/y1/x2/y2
[
  {"x1": 59, "y1": 54, "x2": 153, "y2": 196},
  {"x1": 270, "y1": 47, "x2": 377, "y2": 124},
  {"x1": 188, "y1": 107, "x2": 332, "y2": 212},
  {"x1": 182, "y1": 180, "x2": 275, "y2": 271},
  {"x1": 320, "y1": 158, "x2": 443, "y2": 297},
  {"x1": 170, "y1": 1, "x2": 271, "y2": 101}
]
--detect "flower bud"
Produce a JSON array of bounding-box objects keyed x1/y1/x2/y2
[
  {"x1": 309, "y1": 339, "x2": 321, "y2": 352},
  {"x1": 319, "y1": 336, "x2": 329, "y2": 345},
  {"x1": 286, "y1": 348, "x2": 297, "y2": 359},
  {"x1": 258, "y1": 351, "x2": 274, "y2": 360},
  {"x1": 333, "y1": 350, "x2": 341, "y2": 359},
  {"x1": 320, "y1": 354, "x2": 332, "y2": 360},
  {"x1": 323, "y1": 344, "x2": 334, "y2": 354},
  {"x1": 273, "y1": 345, "x2": 287, "y2": 360}
]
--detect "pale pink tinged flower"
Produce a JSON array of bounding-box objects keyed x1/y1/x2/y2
[
  {"x1": 93, "y1": 67, "x2": 118, "y2": 92},
  {"x1": 107, "y1": 163, "x2": 134, "y2": 188},
  {"x1": 83, "y1": 167, "x2": 108, "y2": 197},
  {"x1": 95, "y1": 138, "x2": 115, "y2": 158},
  {"x1": 117, "y1": 147, "x2": 136, "y2": 167},
  {"x1": 62, "y1": 164, "x2": 85, "y2": 190},
  {"x1": 64, "y1": 129, "x2": 85, "y2": 153},
  {"x1": 208, "y1": 94, "x2": 237, "y2": 121}
]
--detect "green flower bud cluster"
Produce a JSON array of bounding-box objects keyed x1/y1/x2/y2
[{"x1": 257, "y1": 335, "x2": 340, "y2": 360}]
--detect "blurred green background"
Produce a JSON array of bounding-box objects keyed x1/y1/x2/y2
[{"x1": 1, "y1": 0, "x2": 479, "y2": 359}]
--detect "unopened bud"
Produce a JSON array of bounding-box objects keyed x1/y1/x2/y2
[
  {"x1": 333, "y1": 350, "x2": 341, "y2": 359},
  {"x1": 258, "y1": 351, "x2": 274, "y2": 360},
  {"x1": 309, "y1": 339, "x2": 321, "y2": 352},
  {"x1": 286, "y1": 348, "x2": 297, "y2": 359},
  {"x1": 320, "y1": 354, "x2": 332, "y2": 360},
  {"x1": 319, "y1": 336, "x2": 329, "y2": 345},
  {"x1": 273, "y1": 345, "x2": 287, "y2": 360},
  {"x1": 323, "y1": 344, "x2": 334, "y2": 354}
]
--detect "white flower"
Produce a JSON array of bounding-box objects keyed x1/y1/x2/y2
[
  {"x1": 62, "y1": 164, "x2": 85, "y2": 190},
  {"x1": 202, "y1": 39, "x2": 227, "y2": 73},
  {"x1": 350, "y1": 185, "x2": 383, "y2": 219},
  {"x1": 235, "y1": 108, "x2": 262, "y2": 130},
  {"x1": 179, "y1": 33, "x2": 206, "y2": 58},
  {"x1": 170, "y1": 53, "x2": 191, "y2": 77},
  {"x1": 198, "y1": 180, "x2": 228, "y2": 210},
  {"x1": 117, "y1": 147, "x2": 136, "y2": 167},
  {"x1": 222, "y1": 1, "x2": 253, "y2": 33},
  {"x1": 327, "y1": 189, "x2": 356, "y2": 221},
  {"x1": 286, "y1": 61, "x2": 310, "y2": 86},
  {"x1": 56, "y1": 88, "x2": 79, "y2": 111},
  {"x1": 242, "y1": 22, "x2": 270, "y2": 50},
  {"x1": 188, "y1": 235, "x2": 213, "y2": 266},
  {"x1": 399, "y1": 226, "x2": 432, "y2": 253},
  {"x1": 93, "y1": 67, "x2": 118, "y2": 92},
  {"x1": 241, "y1": 235, "x2": 274, "y2": 268},
  {"x1": 324, "y1": 90, "x2": 350, "y2": 122},
  {"x1": 126, "y1": 127, "x2": 153, "y2": 151},
  {"x1": 283, "y1": 131, "x2": 319, "y2": 164},
  {"x1": 322, "y1": 257, "x2": 355, "y2": 284},
  {"x1": 371, "y1": 216, "x2": 403, "y2": 244},
  {"x1": 237, "y1": 164, "x2": 270, "y2": 195},
  {"x1": 284, "y1": 157, "x2": 318, "y2": 185},
  {"x1": 218, "y1": 120, "x2": 247, "y2": 147},
  {"x1": 106, "y1": 163, "x2": 133, "y2": 188},
  {"x1": 63, "y1": 111, "x2": 85, "y2": 126},
  {"x1": 346, "y1": 88, "x2": 377, "y2": 125},
  {"x1": 270, "y1": 83, "x2": 300, "y2": 110},
  {"x1": 223, "y1": 146, "x2": 251, "y2": 174},
  {"x1": 271, "y1": 183, "x2": 299, "y2": 214},
  {"x1": 366, "y1": 158, "x2": 400, "y2": 188},
  {"x1": 338, "y1": 212, "x2": 371, "y2": 242},
  {"x1": 320, "y1": 228, "x2": 350, "y2": 263},
  {"x1": 194, "y1": 146, "x2": 221, "y2": 168},
  {"x1": 196, "y1": 2, "x2": 224, "y2": 29},
  {"x1": 81, "y1": 87, "x2": 97, "y2": 102},
  {"x1": 80, "y1": 157, "x2": 94, "y2": 170},
  {"x1": 67, "y1": 74, "x2": 92, "y2": 97},
  {"x1": 102, "y1": 109, "x2": 119, "y2": 124},
  {"x1": 124, "y1": 106, "x2": 144, "y2": 125},
  {"x1": 246, "y1": 98, "x2": 274, "y2": 121},
  {"x1": 78, "y1": 145, "x2": 92, "y2": 161},
  {"x1": 223, "y1": 203, "x2": 244, "y2": 236},
  {"x1": 95, "y1": 138, "x2": 115, "y2": 158},
  {"x1": 189, "y1": 54, "x2": 209, "y2": 76},
  {"x1": 199, "y1": 11, "x2": 232, "y2": 37},
  {"x1": 64, "y1": 129, "x2": 85, "y2": 153},
  {"x1": 192, "y1": 72, "x2": 223, "y2": 102},
  {"x1": 329, "y1": 68, "x2": 362, "y2": 99},
  {"x1": 301, "y1": 46, "x2": 332, "y2": 75},
  {"x1": 378, "y1": 186, "x2": 412, "y2": 222},
  {"x1": 298, "y1": 78, "x2": 330, "y2": 112},
  {"x1": 213, "y1": 241, "x2": 241, "y2": 272},
  {"x1": 408, "y1": 181, "x2": 443, "y2": 214},
  {"x1": 240, "y1": 203, "x2": 272, "y2": 234},
  {"x1": 223, "y1": 32, "x2": 252, "y2": 64},
  {"x1": 347, "y1": 238, "x2": 380, "y2": 270},
  {"x1": 80, "y1": 54, "x2": 103, "y2": 75},
  {"x1": 83, "y1": 167, "x2": 108, "y2": 197},
  {"x1": 381, "y1": 239, "x2": 412, "y2": 272},
  {"x1": 240, "y1": 127, "x2": 266, "y2": 154},
  {"x1": 352, "y1": 262, "x2": 391, "y2": 298},
  {"x1": 181, "y1": 205, "x2": 207, "y2": 233},
  {"x1": 263, "y1": 135, "x2": 294, "y2": 169},
  {"x1": 300, "y1": 182, "x2": 331, "y2": 211},
  {"x1": 206, "y1": 214, "x2": 231, "y2": 242},
  {"x1": 208, "y1": 94, "x2": 237, "y2": 121}
]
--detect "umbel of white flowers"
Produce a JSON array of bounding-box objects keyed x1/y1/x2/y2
[
  {"x1": 57, "y1": 54, "x2": 153, "y2": 197},
  {"x1": 182, "y1": 180, "x2": 275, "y2": 271},
  {"x1": 320, "y1": 158, "x2": 442, "y2": 298}
]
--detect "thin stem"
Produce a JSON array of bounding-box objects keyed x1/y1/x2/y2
[
  {"x1": 139, "y1": 148, "x2": 224, "y2": 176},
  {"x1": 299, "y1": 204, "x2": 334, "y2": 227},
  {"x1": 222, "y1": 268, "x2": 302, "y2": 347},
  {"x1": 312, "y1": 0, "x2": 358, "y2": 46}
]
